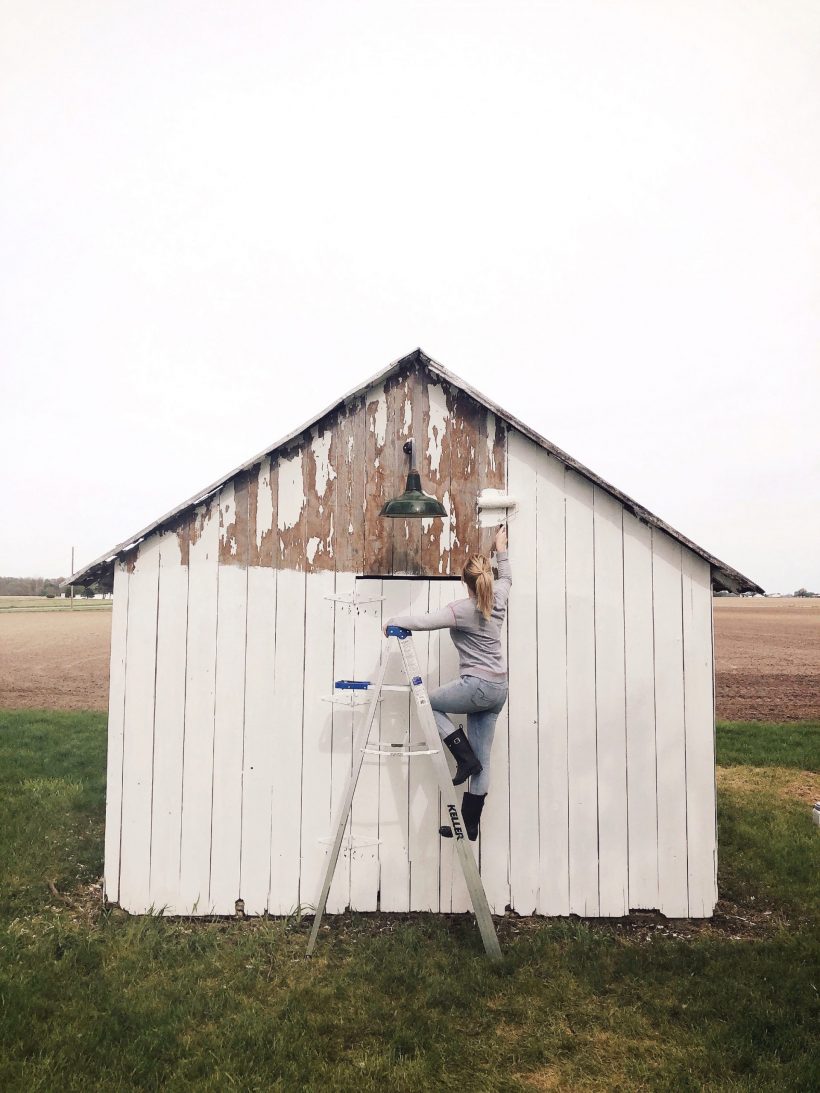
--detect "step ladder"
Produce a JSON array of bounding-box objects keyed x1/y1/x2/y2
[{"x1": 306, "y1": 625, "x2": 502, "y2": 961}]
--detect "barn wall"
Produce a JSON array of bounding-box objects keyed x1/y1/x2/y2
[{"x1": 104, "y1": 374, "x2": 717, "y2": 918}]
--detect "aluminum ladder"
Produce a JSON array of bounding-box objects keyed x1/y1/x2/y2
[{"x1": 306, "y1": 625, "x2": 502, "y2": 961}]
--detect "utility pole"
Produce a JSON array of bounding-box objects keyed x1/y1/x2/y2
[{"x1": 70, "y1": 546, "x2": 74, "y2": 610}]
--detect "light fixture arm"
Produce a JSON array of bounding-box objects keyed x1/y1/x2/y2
[{"x1": 403, "y1": 438, "x2": 417, "y2": 473}]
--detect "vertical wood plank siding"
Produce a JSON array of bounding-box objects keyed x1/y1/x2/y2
[
  {"x1": 682, "y1": 552, "x2": 718, "y2": 915},
  {"x1": 507, "y1": 430, "x2": 539, "y2": 914},
  {"x1": 103, "y1": 561, "x2": 129, "y2": 904},
  {"x1": 535, "y1": 451, "x2": 569, "y2": 916},
  {"x1": 148, "y1": 527, "x2": 189, "y2": 913},
  {"x1": 108, "y1": 363, "x2": 719, "y2": 919},
  {"x1": 118, "y1": 535, "x2": 160, "y2": 913}
]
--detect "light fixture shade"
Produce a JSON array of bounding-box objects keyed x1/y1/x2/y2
[{"x1": 380, "y1": 471, "x2": 448, "y2": 519}]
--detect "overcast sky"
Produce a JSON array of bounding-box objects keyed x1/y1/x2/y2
[{"x1": 2, "y1": 0, "x2": 818, "y2": 593}]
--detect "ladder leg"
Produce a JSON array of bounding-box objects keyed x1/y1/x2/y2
[
  {"x1": 398, "y1": 635, "x2": 502, "y2": 961},
  {"x1": 306, "y1": 652, "x2": 391, "y2": 956}
]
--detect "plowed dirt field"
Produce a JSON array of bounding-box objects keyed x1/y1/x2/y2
[
  {"x1": 0, "y1": 597, "x2": 817, "y2": 719},
  {"x1": 713, "y1": 597, "x2": 818, "y2": 721}
]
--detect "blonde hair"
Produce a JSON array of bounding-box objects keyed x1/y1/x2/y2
[{"x1": 463, "y1": 554, "x2": 494, "y2": 620}]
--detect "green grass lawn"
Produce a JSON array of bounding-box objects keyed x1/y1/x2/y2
[{"x1": 1, "y1": 711, "x2": 818, "y2": 1091}]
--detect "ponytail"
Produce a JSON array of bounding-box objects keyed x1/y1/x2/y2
[{"x1": 463, "y1": 554, "x2": 494, "y2": 620}]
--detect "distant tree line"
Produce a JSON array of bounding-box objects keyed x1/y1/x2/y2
[
  {"x1": 0, "y1": 576, "x2": 110, "y2": 598},
  {"x1": 0, "y1": 576, "x2": 64, "y2": 596}
]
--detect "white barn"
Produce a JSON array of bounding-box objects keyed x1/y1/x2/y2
[{"x1": 70, "y1": 349, "x2": 761, "y2": 919}]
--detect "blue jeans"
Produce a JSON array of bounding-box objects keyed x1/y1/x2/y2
[{"x1": 429, "y1": 675, "x2": 508, "y2": 796}]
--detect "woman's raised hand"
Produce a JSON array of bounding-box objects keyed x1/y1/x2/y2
[{"x1": 494, "y1": 524, "x2": 508, "y2": 553}]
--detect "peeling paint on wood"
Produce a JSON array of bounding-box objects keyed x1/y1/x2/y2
[
  {"x1": 304, "y1": 424, "x2": 337, "y2": 572},
  {"x1": 426, "y1": 379, "x2": 448, "y2": 477},
  {"x1": 312, "y1": 430, "x2": 336, "y2": 499},
  {"x1": 127, "y1": 361, "x2": 505, "y2": 579},
  {"x1": 363, "y1": 378, "x2": 393, "y2": 573},
  {"x1": 476, "y1": 410, "x2": 507, "y2": 556},
  {"x1": 278, "y1": 448, "x2": 306, "y2": 570},
  {"x1": 419, "y1": 375, "x2": 452, "y2": 573},
  {"x1": 172, "y1": 515, "x2": 190, "y2": 568},
  {"x1": 448, "y1": 386, "x2": 484, "y2": 565},
  {"x1": 333, "y1": 402, "x2": 366, "y2": 572},
  {"x1": 384, "y1": 374, "x2": 403, "y2": 573},
  {"x1": 218, "y1": 475, "x2": 250, "y2": 566},
  {"x1": 158, "y1": 523, "x2": 184, "y2": 567},
  {"x1": 277, "y1": 449, "x2": 305, "y2": 532},
  {"x1": 254, "y1": 457, "x2": 277, "y2": 567}
]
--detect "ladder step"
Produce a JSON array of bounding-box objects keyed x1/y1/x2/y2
[
  {"x1": 362, "y1": 743, "x2": 439, "y2": 757},
  {"x1": 323, "y1": 694, "x2": 384, "y2": 707},
  {"x1": 317, "y1": 834, "x2": 381, "y2": 849},
  {"x1": 334, "y1": 680, "x2": 410, "y2": 692}
]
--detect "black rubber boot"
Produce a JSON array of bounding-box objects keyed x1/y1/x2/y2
[
  {"x1": 439, "y1": 792, "x2": 487, "y2": 842},
  {"x1": 442, "y1": 728, "x2": 482, "y2": 786}
]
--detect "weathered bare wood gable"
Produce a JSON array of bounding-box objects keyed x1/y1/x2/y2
[{"x1": 161, "y1": 361, "x2": 507, "y2": 578}]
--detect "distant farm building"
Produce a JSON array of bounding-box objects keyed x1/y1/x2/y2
[{"x1": 69, "y1": 349, "x2": 761, "y2": 919}]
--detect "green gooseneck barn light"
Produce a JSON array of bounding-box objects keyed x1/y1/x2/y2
[{"x1": 380, "y1": 439, "x2": 448, "y2": 519}]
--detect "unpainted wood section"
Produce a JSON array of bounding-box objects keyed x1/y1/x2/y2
[
  {"x1": 303, "y1": 425, "x2": 337, "y2": 573},
  {"x1": 173, "y1": 510, "x2": 192, "y2": 568},
  {"x1": 378, "y1": 580, "x2": 413, "y2": 910},
  {"x1": 382, "y1": 376, "x2": 400, "y2": 573},
  {"x1": 104, "y1": 561, "x2": 130, "y2": 905},
  {"x1": 592, "y1": 488, "x2": 629, "y2": 917},
  {"x1": 682, "y1": 551, "x2": 717, "y2": 916},
  {"x1": 277, "y1": 447, "x2": 307, "y2": 571},
  {"x1": 218, "y1": 474, "x2": 250, "y2": 567},
  {"x1": 362, "y1": 379, "x2": 392, "y2": 574},
  {"x1": 332, "y1": 404, "x2": 366, "y2": 574},
  {"x1": 350, "y1": 584, "x2": 382, "y2": 909},
  {"x1": 565, "y1": 470, "x2": 599, "y2": 917},
  {"x1": 447, "y1": 386, "x2": 482, "y2": 571},
  {"x1": 622, "y1": 513, "x2": 659, "y2": 910},
  {"x1": 299, "y1": 570, "x2": 336, "y2": 911},
  {"x1": 240, "y1": 564, "x2": 277, "y2": 914},
  {"x1": 118, "y1": 536, "x2": 161, "y2": 913},
  {"x1": 506, "y1": 430, "x2": 539, "y2": 915},
  {"x1": 652, "y1": 532, "x2": 689, "y2": 918},
  {"x1": 179, "y1": 496, "x2": 220, "y2": 914},
  {"x1": 390, "y1": 372, "x2": 420, "y2": 575},
  {"x1": 326, "y1": 571, "x2": 356, "y2": 912},
  {"x1": 535, "y1": 451, "x2": 570, "y2": 916},
  {"x1": 476, "y1": 409, "x2": 507, "y2": 557},
  {"x1": 419, "y1": 375, "x2": 453, "y2": 574},
  {"x1": 148, "y1": 527, "x2": 189, "y2": 914},
  {"x1": 408, "y1": 581, "x2": 439, "y2": 911},
  {"x1": 405, "y1": 371, "x2": 425, "y2": 574},
  {"x1": 251, "y1": 457, "x2": 277, "y2": 568},
  {"x1": 268, "y1": 568, "x2": 307, "y2": 914}
]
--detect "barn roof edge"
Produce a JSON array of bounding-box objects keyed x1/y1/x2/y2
[{"x1": 63, "y1": 347, "x2": 763, "y2": 595}]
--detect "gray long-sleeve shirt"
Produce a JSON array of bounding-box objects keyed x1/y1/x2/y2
[{"x1": 386, "y1": 551, "x2": 512, "y2": 682}]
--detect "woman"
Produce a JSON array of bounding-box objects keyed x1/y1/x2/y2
[{"x1": 384, "y1": 525, "x2": 511, "y2": 842}]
